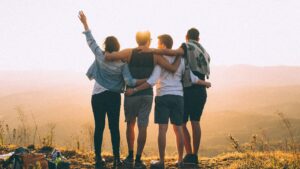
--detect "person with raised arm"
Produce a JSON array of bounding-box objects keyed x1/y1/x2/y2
[{"x1": 78, "y1": 11, "x2": 146, "y2": 169}]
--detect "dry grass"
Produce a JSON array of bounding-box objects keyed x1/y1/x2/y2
[
  {"x1": 225, "y1": 151, "x2": 300, "y2": 169},
  {"x1": 1, "y1": 145, "x2": 299, "y2": 169},
  {"x1": 226, "y1": 112, "x2": 300, "y2": 169},
  {"x1": 1, "y1": 108, "x2": 299, "y2": 168}
]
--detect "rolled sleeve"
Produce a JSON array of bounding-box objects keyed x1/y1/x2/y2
[
  {"x1": 122, "y1": 64, "x2": 137, "y2": 87},
  {"x1": 82, "y1": 30, "x2": 104, "y2": 59},
  {"x1": 190, "y1": 70, "x2": 200, "y2": 84}
]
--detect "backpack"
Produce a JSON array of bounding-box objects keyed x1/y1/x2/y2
[
  {"x1": 13, "y1": 153, "x2": 48, "y2": 169},
  {"x1": 2, "y1": 147, "x2": 48, "y2": 169}
]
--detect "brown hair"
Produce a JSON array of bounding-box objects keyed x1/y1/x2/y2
[
  {"x1": 187, "y1": 28, "x2": 200, "y2": 41},
  {"x1": 158, "y1": 34, "x2": 173, "y2": 49},
  {"x1": 104, "y1": 36, "x2": 120, "y2": 52}
]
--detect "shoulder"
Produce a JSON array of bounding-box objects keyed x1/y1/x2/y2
[
  {"x1": 120, "y1": 48, "x2": 133, "y2": 61},
  {"x1": 180, "y1": 43, "x2": 188, "y2": 57},
  {"x1": 122, "y1": 48, "x2": 133, "y2": 54},
  {"x1": 180, "y1": 42, "x2": 187, "y2": 49}
]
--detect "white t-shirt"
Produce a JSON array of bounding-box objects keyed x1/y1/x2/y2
[
  {"x1": 146, "y1": 55, "x2": 199, "y2": 96},
  {"x1": 92, "y1": 81, "x2": 108, "y2": 95}
]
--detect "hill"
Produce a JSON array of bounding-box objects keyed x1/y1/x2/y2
[{"x1": 0, "y1": 65, "x2": 300, "y2": 157}]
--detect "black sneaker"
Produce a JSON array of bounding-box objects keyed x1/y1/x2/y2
[
  {"x1": 150, "y1": 160, "x2": 165, "y2": 169},
  {"x1": 95, "y1": 157, "x2": 106, "y2": 169},
  {"x1": 113, "y1": 157, "x2": 123, "y2": 167},
  {"x1": 124, "y1": 155, "x2": 134, "y2": 165},
  {"x1": 193, "y1": 154, "x2": 199, "y2": 164},
  {"x1": 183, "y1": 154, "x2": 195, "y2": 164},
  {"x1": 134, "y1": 159, "x2": 147, "y2": 169}
]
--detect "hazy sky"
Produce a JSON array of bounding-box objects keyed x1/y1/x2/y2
[{"x1": 0, "y1": 0, "x2": 299, "y2": 71}]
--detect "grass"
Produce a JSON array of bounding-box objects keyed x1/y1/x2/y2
[
  {"x1": 226, "y1": 111, "x2": 300, "y2": 169},
  {"x1": 0, "y1": 108, "x2": 299, "y2": 168},
  {"x1": 1, "y1": 145, "x2": 299, "y2": 169}
]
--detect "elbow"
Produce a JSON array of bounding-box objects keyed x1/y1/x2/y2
[
  {"x1": 146, "y1": 81, "x2": 154, "y2": 87},
  {"x1": 169, "y1": 68, "x2": 177, "y2": 73}
]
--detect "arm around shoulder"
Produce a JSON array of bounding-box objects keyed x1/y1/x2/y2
[
  {"x1": 156, "y1": 55, "x2": 181, "y2": 73},
  {"x1": 153, "y1": 47, "x2": 184, "y2": 57},
  {"x1": 105, "y1": 48, "x2": 132, "y2": 61}
]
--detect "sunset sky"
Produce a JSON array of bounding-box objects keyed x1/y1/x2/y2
[{"x1": 0, "y1": 0, "x2": 299, "y2": 71}]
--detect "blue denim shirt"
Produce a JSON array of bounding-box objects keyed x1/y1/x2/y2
[{"x1": 84, "y1": 30, "x2": 137, "y2": 93}]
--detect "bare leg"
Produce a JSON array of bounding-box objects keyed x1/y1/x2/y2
[
  {"x1": 158, "y1": 124, "x2": 168, "y2": 163},
  {"x1": 173, "y1": 125, "x2": 184, "y2": 162},
  {"x1": 136, "y1": 125, "x2": 147, "y2": 155},
  {"x1": 191, "y1": 121, "x2": 201, "y2": 155},
  {"x1": 126, "y1": 120, "x2": 136, "y2": 152},
  {"x1": 182, "y1": 122, "x2": 193, "y2": 154}
]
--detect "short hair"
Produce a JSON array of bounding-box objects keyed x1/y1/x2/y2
[
  {"x1": 157, "y1": 34, "x2": 173, "y2": 49},
  {"x1": 104, "y1": 36, "x2": 120, "y2": 52},
  {"x1": 187, "y1": 28, "x2": 200, "y2": 41},
  {"x1": 136, "y1": 31, "x2": 151, "y2": 46}
]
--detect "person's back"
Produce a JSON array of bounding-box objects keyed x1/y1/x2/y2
[
  {"x1": 84, "y1": 33, "x2": 137, "y2": 92},
  {"x1": 97, "y1": 55, "x2": 128, "y2": 89},
  {"x1": 156, "y1": 56, "x2": 184, "y2": 96},
  {"x1": 128, "y1": 48, "x2": 154, "y2": 96},
  {"x1": 79, "y1": 11, "x2": 131, "y2": 168}
]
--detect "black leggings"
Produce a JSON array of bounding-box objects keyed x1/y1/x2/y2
[{"x1": 91, "y1": 91, "x2": 121, "y2": 158}]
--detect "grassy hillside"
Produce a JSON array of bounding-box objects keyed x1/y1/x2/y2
[
  {"x1": 1, "y1": 145, "x2": 299, "y2": 169},
  {"x1": 1, "y1": 85, "x2": 299, "y2": 157},
  {"x1": 0, "y1": 66, "x2": 300, "y2": 157}
]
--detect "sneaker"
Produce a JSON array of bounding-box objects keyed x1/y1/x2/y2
[
  {"x1": 193, "y1": 154, "x2": 199, "y2": 164},
  {"x1": 113, "y1": 158, "x2": 123, "y2": 167},
  {"x1": 134, "y1": 160, "x2": 147, "y2": 169},
  {"x1": 183, "y1": 154, "x2": 195, "y2": 164},
  {"x1": 124, "y1": 155, "x2": 134, "y2": 165},
  {"x1": 150, "y1": 160, "x2": 165, "y2": 169},
  {"x1": 175, "y1": 161, "x2": 184, "y2": 169},
  {"x1": 95, "y1": 157, "x2": 105, "y2": 169}
]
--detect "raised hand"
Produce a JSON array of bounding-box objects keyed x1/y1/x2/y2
[
  {"x1": 78, "y1": 11, "x2": 87, "y2": 24},
  {"x1": 78, "y1": 10, "x2": 89, "y2": 31}
]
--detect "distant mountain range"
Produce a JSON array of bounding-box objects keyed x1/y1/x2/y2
[
  {"x1": 210, "y1": 65, "x2": 300, "y2": 89},
  {"x1": 1, "y1": 65, "x2": 300, "y2": 96}
]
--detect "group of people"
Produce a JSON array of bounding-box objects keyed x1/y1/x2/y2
[{"x1": 78, "y1": 10, "x2": 211, "y2": 169}]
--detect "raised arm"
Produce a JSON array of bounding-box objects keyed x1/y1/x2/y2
[
  {"x1": 105, "y1": 49, "x2": 132, "y2": 62},
  {"x1": 155, "y1": 55, "x2": 181, "y2": 73},
  {"x1": 78, "y1": 11, "x2": 104, "y2": 58}
]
